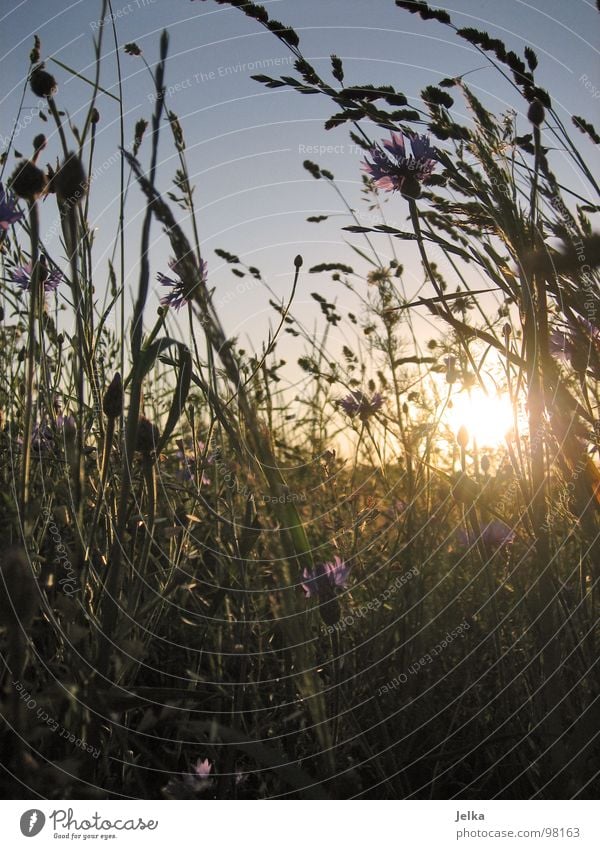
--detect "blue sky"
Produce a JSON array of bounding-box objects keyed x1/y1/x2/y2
[{"x1": 1, "y1": 0, "x2": 599, "y2": 366}]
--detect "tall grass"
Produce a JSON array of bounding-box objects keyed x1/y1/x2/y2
[{"x1": 0, "y1": 0, "x2": 597, "y2": 799}]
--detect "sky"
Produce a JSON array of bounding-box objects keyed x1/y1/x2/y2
[{"x1": 1, "y1": 0, "x2": 599, "y2": 395}]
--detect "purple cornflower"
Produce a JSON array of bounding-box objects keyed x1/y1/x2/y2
[
  {"x1": 0, "y1": 182, "x2": 23, "y2": 231},
  {"x1": 11, "y1": 256, "x2": 63, "y2": 293},
  {"x1": 362, "y1": 130, "x2": 437, "y2": 195},
  {"x1": 175, "y1": 438, "x2": 212, "y2": 484},
  {"x1": 458, "y1": 520, "x2": 515, "y2": 551},
  {"x1": 31, "y1": 420, "x2": 54, "y2": 454},
  {"x1": 302, "y1": 555, "x2": 351, "y2": 599},
  {"x1": 158, "y1": 257, "x2": 207, "y2": 310},
  {"x1": 338, "y1": 390, "x2": 385, "y2": 421},
  {"x1": 549, "y1": 318, "x2": 600, "y2": 379}
]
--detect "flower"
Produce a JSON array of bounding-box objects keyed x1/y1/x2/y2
[
  {"x1": 338, "y1": 390, "x2": 385, "y2": 421},
  {"x1": 31, "y1": 420, "x2": 54, "y2": 454},
  {"x1": 162, "y1": 757, "x2": 214, "y2": 799},
  {"x1": 181, "y1": 758, "x2": 213, "y2": 792},
  {"x1": 457, "y1": 520, "x2": 515, "y2": 551},
  {"x1": 362, "y1": 130, "x2": 437, "y2": 196},
  {"x1": 158, "y1": 257, "x2": 207, "y2": 310},
  {"x1": 302, "y1": 555, "x2": 350, "y2": 599},
  {"x1": 549, "y1": 318, "x2": 600, "y2": 379},
  {"x1": 11, "y1": 256, "x2": 63, "y2": 293},
  {"x1": 192, "y1": 758, "x2": 212, "y2": 780},
  {"x1": 0, "y1": 182, "x2": 23, "y2": 231},
  {"x1": 175, "y1": 438, "x2": 212, "y2": 484}
]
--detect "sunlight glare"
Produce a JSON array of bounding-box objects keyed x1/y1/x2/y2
[{"x1": 445, "y1": 388, "x2": 515, "y2": 448}]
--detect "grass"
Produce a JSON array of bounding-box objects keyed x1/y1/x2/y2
[{"x1": 0, "y1": 0, "x2": 598, "y2": 800}]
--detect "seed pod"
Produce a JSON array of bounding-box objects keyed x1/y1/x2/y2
[
  {"x1": 481, "y1": 454, "x2": 491, "y2": 474},
  {"x1": 55, "y1": 152, "x2": 88, "y2": 206},
  {"x1": 90, "y1": 107, "x2": 100, "y2": 124},
  {"x1": 527, "y1": 99, "x2": 545, "y2": 127},
  {"x1": 29, "y1": 64, "x2": 57, "y2": 98},
  {"x1": 102, "y1": 372, "x2": 123, "y2": 419},
  {"x1": 9, "y1": 159, "x2": 47, "y2": 201}
]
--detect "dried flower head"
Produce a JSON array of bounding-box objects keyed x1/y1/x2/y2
[
  {"x1": 9, "y1": 159, "x2": 47, "y2": 201},
  {"x1": 55, "y1": 152, "x2": 88, "y2": 206},
  {"x1": 102, "y1": 372, "x2": 123, "y2": 419},
  {"x1": 29, "y1": 63, "x2": 57, "y2": 98},
  {"x1": 136, "y1": 416, "x2": 160, "y2": 455},
  {"x1": 527, "y1": 99, "x2": 545, "y2": 127}
]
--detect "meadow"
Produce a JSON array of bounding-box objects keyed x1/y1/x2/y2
[{"x1": 0, "y1": 0, "x2": 598, "y2": 799}]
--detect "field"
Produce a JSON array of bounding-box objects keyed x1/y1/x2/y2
[{"x1": 0, "y1": 0, "x2": 598, "y2": 800}]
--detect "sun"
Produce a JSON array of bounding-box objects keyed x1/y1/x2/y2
[{"x1": 444, "y1": 387, "x2": 515, "y2": 449}]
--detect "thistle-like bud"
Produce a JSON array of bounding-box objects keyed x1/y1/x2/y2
[
  {"x1": 502, "y1": 323, "x2": 512, "y2": 340},
  {"x1": 481, "y1": 454, "x2": 491, "y2": 475},
  {"x1": 29, "y1": 64, "x2": 57, "y2": 98},
  {"x1": 527, "y1": 99, "x2": 545, "y2": 127},
  {"x1": 102, "y1": 372, "x2": 123, "y2": 419},
  {"x1": 32, "y1": 134, "x2": 47, "y2": 159},
  {"x1": 55, "y1": 152, "x2": 88, "y2": 206},
  {"x1": 9, "y1": 159, "x2": 47, "y2": 201},
  {"x1": 136, "y1": 416, "x2": 160, "y2": 455},
  {"x1": 90, "y1": 107, "x2": 100, "y2": 125},
  {"x1": 457, "y1": 425, "x2": 469, "y2": 450}
]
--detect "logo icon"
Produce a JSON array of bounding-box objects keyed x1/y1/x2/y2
[{"x1": 19, "y1": 810, "x2": 46, "y2": 837}]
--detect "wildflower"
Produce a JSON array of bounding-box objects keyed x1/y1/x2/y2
[
  {"x1": 31, "y1": 420, "x2": 54, "y2": 454},
  {"x1": 302, "y1": 555, "x2": 350, "y2": 599},
  {"x1": 362, "y1": 130, "x2": 437, "y2": 197},
  {"x1": 0, "y1": 182, "x2": 23, "y2": 231},
  {"x1": 549, "y1": 318, "x2": 600, "y2": 379},
  {"x1": 158, "y1": 257, "x2": 208, "y2": 310},
  {"x1": 457, "y1": 520, "x2": 515, "y2": 550},
  {"x1": 124, "y1": 42, "x2": 142, "y2": 56},
  {"x1": 175, "y1": 438, "x2": 212, "y2": 484},
  {"x1": 162, "y1": 757, "x2": 214, "y2": 799},
  {"x1": 55, "y1": 414, "x2": 76, "y2": 438},
  {"x1": 10, "y1": 256, "x2": 63, "y2": 293},
  {"x1": 338, "y1": 390, "x2": 385, "y2": 421},
  {"x1": 191, "y1": 758, "x2": 212, "y2": 781}
]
